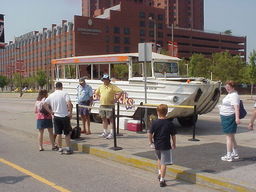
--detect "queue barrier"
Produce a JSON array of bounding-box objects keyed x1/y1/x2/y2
[
  {"x1": 76, "y1": 102, "x2": 199, "y2": 150},
  {"x1": 131, "y1": 103, "x2": 199, "y2": 142},
  {"x1": 76, "y1": 104, "x2": 122, "y2": 151}
]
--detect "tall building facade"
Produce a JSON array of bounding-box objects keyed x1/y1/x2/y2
[
  {"x1": 82, "y1": 0, "x2": 204, "y2": 29},
  {"x1": 0, "y1": 0, "x2": 246, "y2": 81},
  {"x1": 0, "y1": 21, "x2": 74, "y2": 78}
]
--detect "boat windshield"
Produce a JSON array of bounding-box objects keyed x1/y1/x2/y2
[{"x1": 154, "y1": 62, "x2": 178, "y2": 78}]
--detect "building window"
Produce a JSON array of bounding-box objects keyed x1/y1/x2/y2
[
  {"x1": 158, "y1": 32, "x2": 163, "y2": 38},
  {"x1": 114, "y1": 36, "x2": 120, "y2": 44},
  {"x1": 157, "y1": 14, "x2": 164, "y2": 21},
  {"x1": 140, "y1": 29, "x2": 145, "y2": 36},
  {"x1": 149, "y1": 31, "x2": 154, "y2": 37},
  {"x1": 148, "y1": 21, "x2": 154, "y2": 28},
  {"x1": 114, "y1": 46, "x2": 120, "y2": 53},
  {"x1": 124, "y1": 27, "x2": 130, "y2": 35},
  {"x1": 158, "y1": 23, "x2": 163, "y2": 29},
  {"x1": 124, "y1": 47, "x2": 130, "y2": 53},
  {"x1": 124, "y1": 37, "x2": 130, "y2": 44},
  {"x1": 140, "y1": 21, "x2": 146, "y2": 27},
  {"x1": 139, "y1": 11, "x2": 145, "y2": 18},
  {"x1": 113, "y1": 27, "x2": 120, "y2": 34}
]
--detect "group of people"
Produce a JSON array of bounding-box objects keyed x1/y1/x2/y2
[
  {"x1": 34, "y1": 77, "x2": 255, "y2": 187},
  {"x1": 34, "y1": 74, "x2": 123, "y2": 154}
]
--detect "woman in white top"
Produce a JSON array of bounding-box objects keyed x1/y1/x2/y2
[{"x1": 219, "y1": 81, "x2": 240, "y2": 162}]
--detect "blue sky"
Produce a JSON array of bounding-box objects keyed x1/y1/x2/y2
[{"x1": 1, "y1": 0, "x2": 255, "y2": 61}]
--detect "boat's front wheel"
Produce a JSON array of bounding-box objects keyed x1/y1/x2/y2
[{"x1": 177, "y1": 115, "x2": 198, "y2": 127}]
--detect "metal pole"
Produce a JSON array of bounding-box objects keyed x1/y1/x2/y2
[
  {"x1": 76, "y1": 104, "x2": 79, "y2": 128},
  {"x1": 154, "y1": 20, "x2": 157, "y2": 52},
  {"x1": 110, "y1": 107, "x2": 122, "y2": 151},
  {"x1": 143, "y1": 43, "x2": 148, "y2": 130},
  {"x1": 188, "y1": 105, "x2": 200, "y2": 141},
  {"x1": 116, "y1": 102, "x2": 123, "y2": 136},
  {"x1": 172, "y1": 24, "x2": 174, "y2": 56}
]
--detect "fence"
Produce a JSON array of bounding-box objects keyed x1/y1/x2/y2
[{"x1": 75, "y1": 102, "x2": 200, "y2": 151}]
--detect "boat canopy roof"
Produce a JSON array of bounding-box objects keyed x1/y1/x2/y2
[{"x1": 51, "y1": 52, "x2": 180, "y2": 65}]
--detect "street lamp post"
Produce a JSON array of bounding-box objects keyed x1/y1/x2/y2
[{"x1": 149, "y1": 17, "x2": 157, "y2": 52}]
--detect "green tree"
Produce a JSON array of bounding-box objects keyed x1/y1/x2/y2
[
  {"x1": 23, "y1": 76, "x2": 36, "y2": 89},
  {"x1": 224, "y1": 30, "x2": 232, "y2": 35},
  {"x1": 112, "y1": 64, "x2": 129, "y2": 80},
  {"x1": 211, "y1": 52, "x2": 245, "y2": 82},
  {"x1": 178, "y1": 58, "x2": 189, "y2": 76},
  {"x1": 35, "y1": 71, "x2": 47, "y2": 89},
  {"x1": 0, "y1": 75, "x2": 8, "y2": 91},
  {"x1": 12, "y1": 73, "x2": 23, "y2": 88},
  {"x1": 189, "y1": 54, "x2": 212, "y2": 78},
  {"x1": 247, "y1": 50, "x2": 256, "y2": 96}
]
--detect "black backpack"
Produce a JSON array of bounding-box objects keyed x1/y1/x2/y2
[
  {"x1": 71, "y1": 126, "x2": 81, "y2": 139},
  {"x1": 239, "y1": 100, "x2": 247, "y2": 119}
]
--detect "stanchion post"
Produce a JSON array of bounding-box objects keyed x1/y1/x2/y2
[
  {"x1": 116, "y1": 102, "x2": 123, "y2": 136},
  {"x1": 110, "y1": 107, "x2": 122, "y2": 151},
  {"x1": 188, "y1": 105, "x2": 200, "y2": 141},
  {"x1": 76, "y1": 104, "x2": 79, "y2": 128}
]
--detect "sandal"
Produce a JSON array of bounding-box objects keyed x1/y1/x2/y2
[{"x1": 39, "y1": 148, "x2": 44, "y2": 151}]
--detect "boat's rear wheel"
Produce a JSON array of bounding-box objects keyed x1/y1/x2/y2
[
  {"x1": 177, "y1": 115, "x2": 198, "y2": 127},
  {"x1": 91, "y1": 113, "x2": 102, "y2": 123}
]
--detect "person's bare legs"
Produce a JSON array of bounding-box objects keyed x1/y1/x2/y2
[
  {"x1": 65, "y1": 134, "x2": 71, "y2": 149},
  {"x1": 57, "y1": 134, "x2": 62, "y2": 149},
  {"x1": 47, "y1": 128, "x2": 55, "y2": 148},
  {"x1": 102, "y1": 117, "x2": 108, "y2": 133},
  {"x1": 85, "y1": 115, "x2": 91, "y2": 134},
  {"x1": 81, "y1": 114, "x2": 86, "y2": 134},
  {"x1": 38, "y1": 129, "x2": 44, "y2": 150},
  {"x1": 226, "y1": 134, "x2": 232, "y2": 153}
]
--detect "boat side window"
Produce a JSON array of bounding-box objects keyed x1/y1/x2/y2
[
  {"x1": 111, "y1": 63, "x2": 129, "y2": 81},
  {"x1": 132, "y1": 62, "x2": 143, "y2": 77},
  {"x1": 154, "y1": 62, "x2": 178, "y2": 77},
  {"x1": 65, "y1": 65, "x2": 76, "y2": 79},
  {"x1": 132, "y1": 62, "x2": 152, "y2": 77}
]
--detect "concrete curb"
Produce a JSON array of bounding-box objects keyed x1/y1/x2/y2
[{"x1": 72, "y1": 142, "x2": 256, "y2": 192}]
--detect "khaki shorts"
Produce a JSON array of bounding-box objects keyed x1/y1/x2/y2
[{"x1": 99, "y1": 105, "x2": 114, "y2": 119}]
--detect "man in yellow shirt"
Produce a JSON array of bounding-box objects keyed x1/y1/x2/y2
[{"x1": 95, "y1": 74, "x2": 123, "y2": 139}]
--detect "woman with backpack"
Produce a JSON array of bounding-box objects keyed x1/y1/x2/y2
[
  {"x1": 219, "y1": 81, "x2": 240, "y2": 162},
  {"x1": 35, "y1": 89, "x2": 57, "y2": 151}
]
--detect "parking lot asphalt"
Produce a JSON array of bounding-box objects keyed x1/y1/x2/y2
[{"x1": 1, "y1": 93, "x2": 256, "y2": 191}]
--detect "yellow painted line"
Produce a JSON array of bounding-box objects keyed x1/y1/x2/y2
[{"x1": 0, "y1": 158, "x2": 71, "y2": 192}]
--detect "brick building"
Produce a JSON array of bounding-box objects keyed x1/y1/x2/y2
[{"x1": 0, "y1": 0, "x2": 246, "y2": 81}]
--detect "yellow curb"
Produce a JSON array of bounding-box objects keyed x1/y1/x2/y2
[{"x1": 72, "y1": 143, "x2": 256, "y2": 192}]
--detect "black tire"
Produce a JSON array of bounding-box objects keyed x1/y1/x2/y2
[
  {"x1": 91, "y1": 114, "x2": 102, "y2": 123},
  {"x1": 177, "y1": 115, "x2": 198, "y2": 127}
]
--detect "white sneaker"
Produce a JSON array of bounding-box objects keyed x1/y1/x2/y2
[
  {"x1": 100, "y1": 132, "x2": 108, "y2": 138},
  {"x1": 231, "y1": 153, "x2": 239, "y2": 160},
  {"x1": 106, "y1": 133, "x2": 113, "y2": 139},
  {"x1": 221, "y1": 155, "x2": 233, "y2": 162}
]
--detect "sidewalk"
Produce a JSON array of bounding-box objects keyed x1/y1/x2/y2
[
  {"x1": 70, "y1": 118, "x2": 256, "y2": 192},
  {"x1": 1, "y1": 92, "x2": 256, "y2": 191}
]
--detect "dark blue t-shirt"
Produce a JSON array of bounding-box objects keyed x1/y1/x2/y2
[{"x1": 150, "y1": 119, "x2": 177, "y2": 150}]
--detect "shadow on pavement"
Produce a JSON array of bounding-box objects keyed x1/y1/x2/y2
[
  {"x1": 0, "y1": 175, "x2": 30, "y2": 184},
  {"x1": 133, "y1": 142, "x2": 256, "y2": 174}
]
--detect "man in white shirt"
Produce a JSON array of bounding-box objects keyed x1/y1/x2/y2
[{"x1": 43, "y1": 82, "x2": 73, "y2": 154}]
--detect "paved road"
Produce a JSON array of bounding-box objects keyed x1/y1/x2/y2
[{"x1": 0, "y1": 97, "x2": 219, "y2": 192}]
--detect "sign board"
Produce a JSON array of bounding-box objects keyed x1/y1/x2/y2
[{"x1": 138, "y1": 43, "x2": 152, "y2": 62}]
